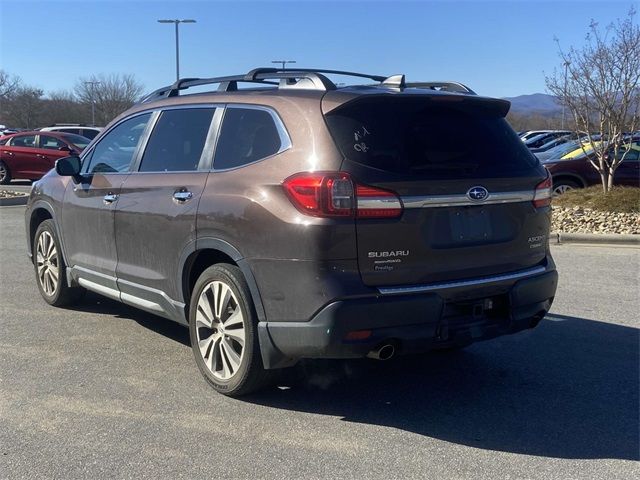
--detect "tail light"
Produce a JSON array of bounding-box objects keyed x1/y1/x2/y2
[
  {"x1": 533, "y1": 175, "x2": 552, "y2": 208},
  {"x1": 283, "y1": 172, "x2": 402, "y2": 218}
]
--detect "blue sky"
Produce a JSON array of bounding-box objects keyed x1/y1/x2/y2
[{"x1": 0, "y1": 0, "x2": 636, "y2": 98}]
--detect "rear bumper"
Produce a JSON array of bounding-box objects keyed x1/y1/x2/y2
[{"x1": 258, "y1": 268, "x2": 558, "y2": 369}]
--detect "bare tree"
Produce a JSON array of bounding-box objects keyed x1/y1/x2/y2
[
  {"x1": 1, "y1": 86, "x2": 44, "y2": 128},
  {"x1": 546, "y1": 9, "x2": 640, "y2": 192},
  {"x1": 40, "y1": 90, "x2": 91, "y2": 126},
  {"x1": 0, "y1": 70, "x2": 21, "y2": 99},
  {"x1": 74, "y1": 73, "x2": 144, "y2": 125}
]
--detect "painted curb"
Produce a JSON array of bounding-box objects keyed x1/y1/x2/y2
[
  {"x1": 550, "y1": 232, "x2": 639, "y2": 246},
  {"x1": 0, "y1": 193, "x2": 28, "y2": 206}
]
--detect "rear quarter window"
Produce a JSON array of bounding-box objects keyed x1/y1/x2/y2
[
  {"x1": 213, "y1": 107, "x2": 284, "y2": 170},
  {"x1": 326, "y1": 98, "x2": 538, "y2": 179}
]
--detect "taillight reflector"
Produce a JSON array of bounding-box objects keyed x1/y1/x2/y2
[
  {"x1": 533, "y1": 176, "x2": 552, "y2": 208},
  {"x1": 355, "y1": 184, "x2": 403, "y2": 218},
  {"x1": 283, "y1": 172, "x2": 402, "y2": 219}
]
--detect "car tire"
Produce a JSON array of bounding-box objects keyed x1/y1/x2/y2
[
  {"x1": 33, "y1": 219, "x2": 85, "y2": 307},
  {"x1": 552, "y1": 179, "x2": 580, "y2": 196},
  {"x1": 0, "y1": 161, "x2": 11, "y2": 184},
  {"x1": 189, "y1": 263, "x2": 271, "y2": 396}
]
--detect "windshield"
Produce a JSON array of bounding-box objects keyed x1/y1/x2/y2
[{"x1": 60, "y1": 133, "x2": 91, "y2": 149}]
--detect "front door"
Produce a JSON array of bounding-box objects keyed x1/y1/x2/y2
[
  {"x1": 114, "y1": 107, "x2": 219, "y2": 319},
  {"x1": 61, "y1": 112, "x2": 153, "y2": 297}
]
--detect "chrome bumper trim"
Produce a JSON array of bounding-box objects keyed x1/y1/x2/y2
[{"x1": 377, "y1": 266, "x2": 548, "y2": 295}]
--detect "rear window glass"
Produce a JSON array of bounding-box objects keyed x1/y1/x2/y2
[
  {"x1": 60, "y1": 133, "x2": 90, "y2": 149},
  {"x1": 326, "y1": 98, "x2": 538, "y2": 178}
]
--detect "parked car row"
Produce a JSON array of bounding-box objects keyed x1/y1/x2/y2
[
  {"x1": 0, "y1": 131, "x2": 91, "y2": 184},
  {"x1": 0, "y1": 124, "x2": 103, "y2": 184},
  {"x1": 518, "y1": 130, "x2": 640, "y2": 194}
]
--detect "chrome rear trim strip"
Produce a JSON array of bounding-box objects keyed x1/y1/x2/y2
[
  {"x1": 357, "y1": 196, "x2": 402, "y2": 210},
  {"x1": 401, "y1": 190, "x2": 535, "y2": 208},
  {"x1": 377, "y1": 266, "x2": 547, "y2": 295}
]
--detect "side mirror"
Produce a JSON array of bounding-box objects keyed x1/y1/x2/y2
[
  {"x1": 58, "y1": 145, "x2": 73, "y2": 152},
  {"x1": 55, "y1": 155, "x2": 82, "y2": 177}
]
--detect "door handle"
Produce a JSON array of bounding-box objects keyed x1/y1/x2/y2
[
  {"x1": 36, "y1": 154, "x2": 46, "y2": 159},
  {"x1": 103, "y1": 193, "x2": 118, "y2": 204},
  {"x1": 2, "y1": 151, "x2": 13, "y2": 156},
  {"x1": 173, "y1": 190, "x2": 193, "y2": 202}
]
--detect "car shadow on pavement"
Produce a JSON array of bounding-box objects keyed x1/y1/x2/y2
[
  {"x1": 66, "y1": 294, "x2": 638, "y2": 461},
  {"x1": 246, "y1": 312, "x2": 639, "y2": 461},
  {"x1": 70, "y1": 292, "x2": 191, "y2": 347}
]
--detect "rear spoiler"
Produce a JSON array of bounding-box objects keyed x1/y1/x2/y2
[{"x1": 322, "y1": 91, "x2": 511, "y2": 118}]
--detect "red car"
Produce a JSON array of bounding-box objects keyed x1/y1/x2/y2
[{"x1": 0, "y1": 131, "x2": 90, "y2": 184}]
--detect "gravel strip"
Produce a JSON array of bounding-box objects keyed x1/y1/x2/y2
[{"x1": 552, "y1": 206, "x2": 639, "y2": 235}]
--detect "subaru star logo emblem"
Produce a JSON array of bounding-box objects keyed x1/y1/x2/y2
[{"x1": 467, "y1": 186, "x2": 489, "y2": 201}]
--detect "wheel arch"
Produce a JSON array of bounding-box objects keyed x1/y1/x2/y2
[
  {"x1": 179, "y1": 237, "x2": 266, "y2": 323},
  {"x1": 27, "y1": 201, "x2": 59, "y2": 263},
  {"x1": 551, "y1": 173, "x2": 586, "y2": 188}
]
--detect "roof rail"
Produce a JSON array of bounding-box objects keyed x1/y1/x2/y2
[
  {"x1": 406, "y1": 82, "x2": 476, "y2": 95},
  {"x1": 137, "y1": 68, "x2": 477, "y2": 104},
  {"x1": 137, "y1": 67, "x2": 392, "y2": 104}
]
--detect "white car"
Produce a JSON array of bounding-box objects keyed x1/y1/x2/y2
[{"x1": 38, "y1": 125, "x2": 103, "y2": 140}]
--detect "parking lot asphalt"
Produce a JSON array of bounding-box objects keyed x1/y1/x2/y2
[{"x1": 1, "y1": 204, "x2": 638, "y2": 480}]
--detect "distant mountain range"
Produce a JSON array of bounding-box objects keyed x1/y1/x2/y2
[{"x1": 503, "y1": 93, "x2": 562, "y2": 117}]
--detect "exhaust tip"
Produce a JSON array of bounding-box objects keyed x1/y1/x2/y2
[{"x1": 367, "y1": 343, "x2": 395, "y2": 361}]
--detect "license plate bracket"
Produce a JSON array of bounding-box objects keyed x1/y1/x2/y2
[{"x1": 449, "y1": 207, "x2": 492, "y2": 244}]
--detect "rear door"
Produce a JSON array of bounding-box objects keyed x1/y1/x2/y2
[
  {"x1": 113, "y1": 106, "x2": 220, "y2": 318},
  {"x1": 613, "y1": 145, "x2": 640, "y2": 186},
  {"x1": 324, "y1": 95, "x2": 550, "y2": 287}
]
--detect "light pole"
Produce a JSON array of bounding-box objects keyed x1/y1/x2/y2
[
  {"x1": 271, "y1": 60, "x2": 296, "y2": 71},
  {"x1": 84, "y1": 80, "x2": 101, "y2": 126},
  {"x1": 157, "y1": 19, "x2": 196, "y2": 81},
  {"x1": 562, "y1": 60, "x2": 570, "y2": 130}
]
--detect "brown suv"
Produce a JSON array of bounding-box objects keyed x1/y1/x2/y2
[{"x1": 25, "y1": 68, "x2": 558, "y2": 396}]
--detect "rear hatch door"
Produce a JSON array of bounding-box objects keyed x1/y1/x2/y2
[{"x1": 324, "y1": 93, "x2": 551, "y2": 287}]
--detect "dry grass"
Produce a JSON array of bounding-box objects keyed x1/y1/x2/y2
[{"x1": 553, "y1": 186, "x2": 640, "y2": 213}]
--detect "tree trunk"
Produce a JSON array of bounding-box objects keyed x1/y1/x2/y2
[
  {"x1": 607, "y1": 171, "x2": 614, "y2": 192},
  {"x1": 600, "y1": 172, "x2": 610, "y2": 193}
]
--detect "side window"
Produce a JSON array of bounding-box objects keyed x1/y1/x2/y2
[
  {"x1": 60, "y1": 128, "x2": 82, "y2": 135},
  {"x1": 81, "y1": 129, "x2": 99, "y2": 140},
  {"x1": 213, "y1": 107, "x2": 283, "y2": 170},
  {"x1": 618, "y1": 147, "x2": 639, "y2": 162},
  {"x1": 9, "y1": 135, "x2": 36, "y2": 148},
  {"x1": 84, "y1": 113, "x2": 151, "y2": 174},
  {"x1": 40, "y1": 135, "x2": 66, "y2": 150},
  {"x1": 138, "y1": 108, "x2": 215, "y2": 172}
]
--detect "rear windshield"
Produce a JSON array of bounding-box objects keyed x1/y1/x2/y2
[{"x1": 326, "y1": 97, "x2": 538, "y2": 178}]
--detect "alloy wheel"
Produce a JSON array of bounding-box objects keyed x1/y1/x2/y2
[
  {"x1": 36, "y1": 231, "x2": 59, "y2": 296},
  {"x1": 195, "y1": 281, "x2": 246, "y2": 381},
  {"x1": 0, "y1": 163, "x2": 7, "y2": 183},
  {"x1": 553, "y1": 184, "x2": 574, "y2": 196}
]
